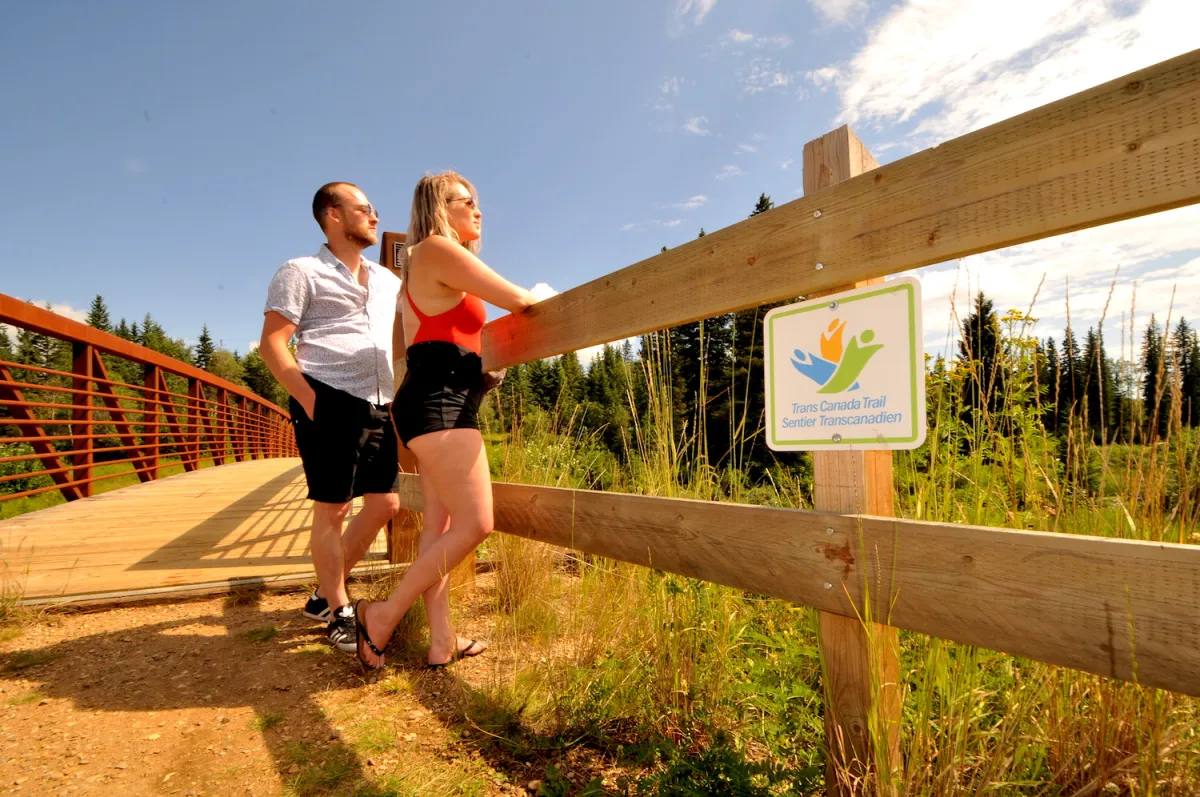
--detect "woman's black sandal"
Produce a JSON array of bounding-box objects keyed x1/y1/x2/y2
[
  {"x1": 354, "y1": 600, "x2": 387, "y2": 671},
  {"x1": 426, "y1": 639, "x2": 486, "y2": 671}
]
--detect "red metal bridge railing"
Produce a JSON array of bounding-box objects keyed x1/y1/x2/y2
[{"x1": 0, "y1": 293, "x2": 296, "y2": 505}]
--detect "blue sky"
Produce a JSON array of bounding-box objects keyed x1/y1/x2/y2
[{"x1": 2, "y1": 0, "x2": 1197, "y2": 362}]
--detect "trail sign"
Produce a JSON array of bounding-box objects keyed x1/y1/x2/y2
[{"x1": 764, "y1": 277, "x2": 926, "y2": 451}]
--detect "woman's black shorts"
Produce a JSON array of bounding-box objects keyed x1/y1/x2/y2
[{"x1": 391, "y1": 341, "x2": 485, "y2": 445}]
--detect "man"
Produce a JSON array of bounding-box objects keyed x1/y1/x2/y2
[{"x1": 260, "y1": 182, "x2": 402, "y2": 653}]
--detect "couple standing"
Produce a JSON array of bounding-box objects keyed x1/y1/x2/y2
[{"x1": 259, "y1": 174, "x2": 536, "y2": 670}]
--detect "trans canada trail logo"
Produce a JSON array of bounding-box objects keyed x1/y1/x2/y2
[{"x1": 789, "y1": 318, "x2": 882, "y2": 394}]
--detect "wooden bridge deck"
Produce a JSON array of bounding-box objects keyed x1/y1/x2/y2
[{"x1": 0, "y1": 459, "x2": 389, "y2": 604}]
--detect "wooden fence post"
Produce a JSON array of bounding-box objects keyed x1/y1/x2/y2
[{"x1": 803, "y1": 125, "x2": 902, "y2": 794}]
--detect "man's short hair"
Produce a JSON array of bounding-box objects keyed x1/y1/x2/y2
[{"x1": 312, "y1": 182, "x2": 359, "y2": 230}]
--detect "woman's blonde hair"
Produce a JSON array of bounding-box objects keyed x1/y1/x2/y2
[{"x1": 402, "y1": 171, "x2": 480, "y2": 287}]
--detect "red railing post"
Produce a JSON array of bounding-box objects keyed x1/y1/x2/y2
[
  {"x1": 71, "y1": 343, "x2": 94, "y2": 496},
  {"x1": 216, "y1": 386, "x2": 228, "y2": 465},
  {"x1": 188, "y1": 378, "x2": 202, "y2": 469},
  {"x1": 236, "y1": 396, "x2": 248, "y2": 461},
  {"x1": 143, "y1": 365, "x2": 161, "y2": 479}
]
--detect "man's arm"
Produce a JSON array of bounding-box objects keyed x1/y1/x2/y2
[{"x1": 259, "y1": 311, "x2": 316, "y2": 419}]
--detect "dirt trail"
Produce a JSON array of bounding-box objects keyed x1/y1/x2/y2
[{"x1": 0, "y1": 578, "x2": 563, "y2": 796}]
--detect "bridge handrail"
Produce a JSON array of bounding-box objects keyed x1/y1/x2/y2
[
  {"x1": 0, "y1": 294, "x2": 281, "y2": 408},
  {"x1": 1, "y1": 293, "x2": 296, "y2": 504}
]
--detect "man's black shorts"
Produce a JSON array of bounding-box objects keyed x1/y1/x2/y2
[{"x1": 288, "y1": 375, "x2": 400, "y2": 504}]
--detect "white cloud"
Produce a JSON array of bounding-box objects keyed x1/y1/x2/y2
[
  {"x1": 124, "y1": 156, "x2": 149, "y2": 175},
  {"x1": 670, "y1": 194, "x2": 708, "y2": 210},
  {"x1": 833, "y1": 0, "x2": 1196, "y2": 146},
  {"x1": 674, "y1": 0, "x2": 718, "y2": 27},
  {"x1": 660, "y1": 76, "x2": 682, "y2": 96},
  {"x1": 652, "y1": 99, "x2": 675, "y2": 113},
  {"x1": 780, "y1": 159, "x2": 794, "y2": 169},
  {"x1": 683, "y1": 116, "x2": 711, "y2": 135},
  {"x1": 736, "y1": 143, "x2": 758, "y2": 153},
  {"x1": 1, "y1": 300, "x2": 90, "y2": 339},
  {"x1": 805, "y1": 65, "x2": 841, "y2": 91},
  {"x1": 809, "y1": 0, "x2": 869, "y2": 27},
  {"x1": 911, "y1": 205, "x2": 1200, "y2": 359},
  {"x1": 814, "y1": 0, "x2": 1200, "y2": 362},
  {"x1": 738, "y1": 58, "x2": 795, "y2": 94},
  {"x1": 619, "y1": 219, "x2": 687, "y2": 232},
  {"x1": 36, "y1": 300, "x2": 89, "y2": 324},
  {"x1": 720, "y1": 29, "x2": 792, "y2": 49},
  {"x1": 715, "y1": 164, "x2": 744, "y2": 180},
  {"x1": 530, "y1": 282, "x2": 558, "y2": 302},
  {"x1": 247, "y1": 340, "x2": 260, "y2": 352}
]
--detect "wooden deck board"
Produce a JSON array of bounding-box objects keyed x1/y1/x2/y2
[{"x1": 0, "y1": 459, "x2": 387, "y2": 603}]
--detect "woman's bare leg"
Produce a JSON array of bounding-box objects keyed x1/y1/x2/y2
[{"x1": 358, "y1": 428, "x2": 492, "y2": 668}]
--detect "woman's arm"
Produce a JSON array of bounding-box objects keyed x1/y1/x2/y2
[{"x1": 421, "y1": 235, "x2": 537, "y2": 314}]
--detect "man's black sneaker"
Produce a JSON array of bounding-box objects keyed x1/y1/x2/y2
[
  {"x1": 327, "y1": 604, "x2": 357, "y2": 654},
  {"x1": 302, "y1": 589, "x2": 331, "y2": 622}
]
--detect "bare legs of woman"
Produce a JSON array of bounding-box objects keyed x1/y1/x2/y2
[
  {"x1": 418, "y1": 488, "x2": 488, "y2": 666},
  {"x1": 357, "y1": 428, "x2": 492, "y2": 669}
]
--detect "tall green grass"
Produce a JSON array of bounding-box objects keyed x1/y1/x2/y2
[{"x1": 467, "y1": 300, "x2": 1200, "y2": 795}]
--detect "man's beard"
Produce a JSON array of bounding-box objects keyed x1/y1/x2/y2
[{"x1": 348, "y1": 228, "x2": 378, "y2": 248}]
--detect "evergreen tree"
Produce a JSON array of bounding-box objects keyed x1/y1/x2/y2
[
  {"x1": 86, "y1": 295, "x2": 112, "y2": 332},
  {"x1": 494, "y1": 362, "x2": 533, "y2": 427},
  {"x1": 584, "y1": 344, "x2": 633, "y2": 453},
  {"x1": 1059, "y1": 327, "x2": 1082, "y2": 430},
  {"x1": 957, "y1": 292, "x2": 1004, "y2": 428},
  {"x1": 241, "y1": 348, "x2": 286, "y2": 406},
  {"x1": 207, "y1": 349, "x2": 244, "y2": 385},
  {"x1": 729, "y1": 193, "x2": 782, "y2": 472},
  {"x1": 195, "y1": 324, "x2": 216, "y2": 371},
  {"x1": 558, "y1": 351, "x2": 586, "y2": 410},
  {"x1": 1081, "y1": 327, "x2": 1112, "y2": 436},
  {"x1": 1040, "y1": 337, "x2": 1060, "y2": 432},
  {"x1": 0, "y1": 327, "x2": 13, "y2": 364},
  {"x1": 668, "y1": 228, "x2": 732, "y2": 463},
  {"x1": 1142, "y1": 315, "x2": 1166, "y2": 439},
  {"x1": 16, "y1": 327, "x2": 48, "y2": 382},
  {"x1": 114, "y1": 319, "x2": 132, "y2": 340},
  {"x1": 527, "y1": 358, "x2": 561, "y2": 411},
  {"x1": 1173, "y1": 318, "x2": 1198, "y2": 427}
]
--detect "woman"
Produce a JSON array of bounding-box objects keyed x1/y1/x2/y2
[{"x1": 356, "y1": 171, "x2": 537, "y2": 670}]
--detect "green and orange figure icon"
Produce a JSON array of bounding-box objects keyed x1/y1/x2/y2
[{"x1": 790, "y1": 318, "x2": 883, "y2": 393}]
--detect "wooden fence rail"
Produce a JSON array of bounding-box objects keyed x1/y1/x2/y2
[
  {"x1": 481, "y1": 48, "x2": 1200, "y2": 371},
  {"x1": 398, "y1": 476, "x2": 1200, "y2": 698}
]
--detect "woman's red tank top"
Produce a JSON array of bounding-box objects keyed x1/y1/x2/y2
[{"x1": 406, "y1": 291, "x2": 487, "y2": 355}]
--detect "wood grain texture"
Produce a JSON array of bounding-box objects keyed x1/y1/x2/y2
[
  {"x1": 481, "y1": 50, "x2": 1200, "y2": 370},
  {"x1": 0, "y1": 460, "x2": 391, "y2": 601},
  {"x1": 397, "y1": 475, "x2": 1200, "y2": 697},
  {"x1": 805, "y1": 126, "x2": 900, "y2": 791}
]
